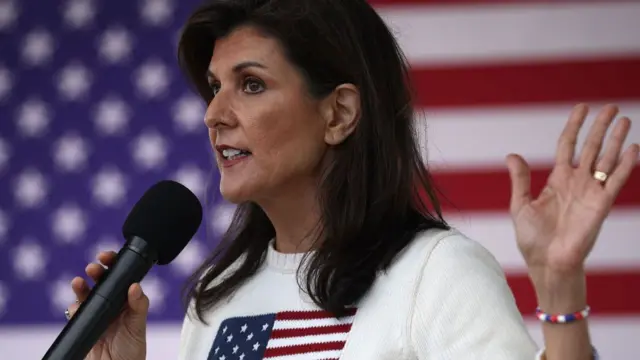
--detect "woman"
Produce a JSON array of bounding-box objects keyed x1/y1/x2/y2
[{"x1": 66, "y1": 0, "x2": 638, "y2": 359}]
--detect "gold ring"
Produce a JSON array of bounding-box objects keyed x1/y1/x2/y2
[{"x1": 593, "y1": 170, "x2": 608, "y2": 182}]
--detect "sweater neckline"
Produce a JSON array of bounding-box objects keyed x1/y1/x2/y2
[{"x1": 265, "y1": 239, "x2": 311, "y2": 272}]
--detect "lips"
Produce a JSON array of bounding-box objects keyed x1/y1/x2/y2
[{"x1": 215, "y1": 144, "x2": 252, "y2": 167}]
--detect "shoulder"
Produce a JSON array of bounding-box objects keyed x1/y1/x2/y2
[
  {"x1": 401, "y1": 228, "x2": 539, "y2": 358},
  {"x1": 388, "y1": 227, "x2": 504, "y2": 283},
  {"x1": 399, "y1": 227, "x2": 514, "y2": 311}
]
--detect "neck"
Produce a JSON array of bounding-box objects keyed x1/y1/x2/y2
[{"x1": 257, "y1": 180, "x2": 322, "y2": 254}]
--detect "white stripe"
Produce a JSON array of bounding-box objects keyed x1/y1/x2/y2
[
  {"x1": 415, "y1": 101, "x2": 640, "y2": 168},
  {"x1": 266, "y1": 332, "x2": 348, "y2": 348},
  {"x1": 265, "y1": 349, "x2": 343, "y2": 360},
  {"x1": 1, "y1": 322, "x2": 638, "y2": 359},
  {"x1": 447, "y1": 208, "x2": 640, "y2": 270},
  {"x1": 378, "y1": 2, "x2": 640, "y2": 65},
  {"x1": 272, "y1": 316, "x2": 354, "y2": 330}
]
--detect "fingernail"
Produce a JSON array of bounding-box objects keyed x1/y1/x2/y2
[{"x1": 133, "y1": 284, "x2": 142, "y2": 299}]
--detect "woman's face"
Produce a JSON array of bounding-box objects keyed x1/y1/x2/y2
[{"x1": 204, "y1": 25, "x2": 329, "y2": 204}]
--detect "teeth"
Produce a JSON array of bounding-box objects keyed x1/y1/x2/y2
[
  {"x1": 221, "y1": 148, "x2": 249, "y2": 160},
  {"x1": 222, "y1": 149, "x2": 242, "y2": 158}
]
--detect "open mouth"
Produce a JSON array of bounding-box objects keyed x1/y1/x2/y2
[{"x1": 220, "y1": 148, "x2": 251, "y2": 161}]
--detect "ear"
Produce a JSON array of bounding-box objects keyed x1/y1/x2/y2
[{"x1": 322, "y1": 84, "x2": 361, "y2": 145}]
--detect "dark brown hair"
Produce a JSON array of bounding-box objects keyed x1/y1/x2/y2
[{"x1": 177, "y1": 0, "x2": 449, "y2": 323}]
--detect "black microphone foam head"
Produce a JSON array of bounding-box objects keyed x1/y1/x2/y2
[{"x1": 122, "y1": 180, "x2": 203, "y2": 265}]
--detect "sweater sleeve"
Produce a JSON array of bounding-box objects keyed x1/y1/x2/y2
[{"x1": 409, "y1": 232, "x2": 542, "y2": 359}]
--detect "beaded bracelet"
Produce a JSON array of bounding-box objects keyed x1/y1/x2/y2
[{"x1": 535, "y1": 305, "x2": 590, "y2": 324}]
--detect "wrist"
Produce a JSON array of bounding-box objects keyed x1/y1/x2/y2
[{"x1": 530, "y1": 268, "x2": 587, "y2": 313}]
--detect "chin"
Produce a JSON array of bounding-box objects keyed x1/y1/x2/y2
[{"x1": 219, "y1": 182, "x2": 255, "y2": 204}]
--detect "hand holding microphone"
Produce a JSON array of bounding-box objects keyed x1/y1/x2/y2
[
  {"x1": 43, "y1": 180, "x2": 203, "y2": 360},
  {"x1": 65, "y1": 251, "x2": 150, "y2": 360}
]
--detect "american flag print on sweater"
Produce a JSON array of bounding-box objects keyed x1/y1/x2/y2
[{"x1": 207, "y1": 308, "x2": 358, "y2": 360}]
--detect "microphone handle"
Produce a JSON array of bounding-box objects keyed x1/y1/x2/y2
[{"x1": 42, "y1": 236, "x2": 157, "y2": 360}]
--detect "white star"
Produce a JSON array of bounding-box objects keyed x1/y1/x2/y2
[
  {"x1": 219, "y1": 355, "x2": 226, "y2": 360},
  {"x1": 15, "y1": 98, "x2": 51, "y2": 137},
  {"x1": 50, "y1": 274, "x2": 76, "y2": 313},
  {"x1": 131, "y1": 129, "x2": 168, "y2": 170},
  {"x1": 232, "y1": 345, "x2": 239, "y2": 353},
  {"x1": 0, "y1": 1, "x2": 19, "y2": 31},
  {"x1": 134, "y1": 59, "x2": 170, "y2": 99},
  {"x1": 240, "y1": 324, "x2": 248, "y2": 333},
  {"x1": 52, "y1": 132, "x2": 90, "y2": 172},
  {"x1": 141, "y1": 275, "x2": 167, "y2": 313},
  {"x1": 12, "y1": 239, "x2": 47, "y2": 280},
  {"x1": 13, "y1": 168, "x2": 48, "y2": 208},
  {"x1": 62, "y1": 0, "x2": 96, "y2": 29},
  {"x1": 21, "y1": 29, "x2": 55, "y2": 66},
  {"x1": 140, "y1": 0, "x2": 173, "y2": 26},
  {"x1": 0, "y1": 209, "x2": 9, "y2": 242},
  {"x1": 51, "y1": 203, "x2": 88, "y2": 244},
  {"x1": 57, "y1": 62, "x2": 92, "y2": 100},
  {"x1": 226, "y1": 334, "x2": 233, "y2": 342},
  {"x1": 171, "y1": 239, "x2": 207, "y2": 276},
  {"x1": 172, "y1": 94, "x2": 205, "y2": 133},
  {"x1": 0, "y1": 66, "x2": 13, "y2": 101},
  {"x1": 94, "y1": 96, "x2": 130, "y2": 136},
  {"x1": 252, "y1": 342, "x2": 261, "y2": 351},
  {"x1": 0, "y1": 137, "x2": 11, "y2": 173},
  {"x1": 98, "y1": 26, "x2": 133, "y2": 64},
  {"x1": 0, "y1": 282, "x2": 8, "y2": 318},
  {"x1": 92, "y1": 166, "x2": 128, "y2": 206},
  {"x1": 212, "y1": 203, "x2": 236, "y2": 235},
  {"x1": 86, "y1": 235, "x2": 121, "y2": 262},
  {"x1": 239, "y1": 353, "x2": 245, "y2": 360},
  {"x1": 247, "y1": 333, "x2": 253, "y2": 341},
  {"x1": 222, "y1": 325, "x2": 227, "y2": 334},
  {"x1": 173, "y1": 164, "x2": 207, "y2": 198},
  {"x1": 262, "y1": 323, "x2": 269, "y2": 331}
]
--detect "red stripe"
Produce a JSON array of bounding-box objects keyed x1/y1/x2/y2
[
  {"x1": 410, "y1": 57, "x2": 640, "y2": 108},
  {"x1": 368, "y1": 0, "x2": 632, "y2": 6},
  {"x1": 270, "y1": 324, "x2": 352, "y2": 339},
  {"x1": 422, "y1": 164, "x2": 640, "y2": 212},
  {"x1": 508, "y1": 270, "x2": 640, "y2": 315},
  {"x1": 264, "y1": 341, "x2": 345, "y2": 357},
  {"x1": 275, "y1": 308, "x2": 357, "y2": 320}
]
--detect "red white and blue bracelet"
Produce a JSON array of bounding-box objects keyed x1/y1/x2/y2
[
  {"x1": 535, "y1": 305, "x2": 600, "y2": 359},
  {"x1": 535, "y1": 305, "x2": 590, "y2": 324}
]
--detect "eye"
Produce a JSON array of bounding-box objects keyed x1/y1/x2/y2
[
  {"x1": 243, "y1": 77, "x2": 265, "y2": 94},
  {"x1": 209, "y1": 81, "x2": 221, "y2": 97}
]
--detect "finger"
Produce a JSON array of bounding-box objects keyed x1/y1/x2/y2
[
  {"x1": 126, "y1": 283, "x2": 150, "y2": 337},
  {"x1": 556, "y1": 104, "x2": 589, "y2": 166},
  {"x1": 66, "y1": 302, "x2": 80, "y2": 320},
  {"x1": 506, "y1": 153, "x2": 532, "y2": 214},
  {"x1": 579, "y1": 104, "x2": 618, "y2": 170},
  {"x1": 595, "y1": 116, "x2": 631, "y2": 174},
  {"x1": 96, "y1": 251, "x2": 118, "y2": 267},
  {"x1": 71, "y1": 276, "x2": 91, "y2": 302},
  {"x1": 85, "y1": 262, "x2": 107, "y2": 283},
  {"x1": 605, "y1": 143, "x2": 640, "y2": 198}
]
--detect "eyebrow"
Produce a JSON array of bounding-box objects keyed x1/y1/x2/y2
[{"x1": 207, "y1": 61, "x2": 267, "y2": 79}]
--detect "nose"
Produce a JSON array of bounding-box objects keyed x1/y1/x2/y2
[{"x1": 204, "y1": 92, "x2": 235, "y2": 130}]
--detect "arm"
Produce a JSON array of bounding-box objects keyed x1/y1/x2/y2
[{"x1": 531, "y1": 271, "x2": 593, "y2": 360}]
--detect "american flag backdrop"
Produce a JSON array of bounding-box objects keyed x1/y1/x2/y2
[{"x1": 0, "y1": 0, "x2": 638, "y2": 358}]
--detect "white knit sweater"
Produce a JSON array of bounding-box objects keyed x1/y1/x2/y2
[{"x1": 178, "y1": 228, "x2": 545, "y2": 359}]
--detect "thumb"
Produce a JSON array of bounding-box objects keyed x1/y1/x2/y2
[
  {"x1": 126, "y1": 283, "x2": 149, "y2": 327},
  {"x1": 505, "y1": 153, "x2": 532, "y2": 214}
]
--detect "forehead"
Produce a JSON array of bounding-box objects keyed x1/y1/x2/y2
[{"x1": 209, "y1": 26, "x2": 283, "y2": 70}]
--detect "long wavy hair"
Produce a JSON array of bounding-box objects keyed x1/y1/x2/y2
[{"x1": 177, "y1": 0, "x2": 449, "y2": 323}]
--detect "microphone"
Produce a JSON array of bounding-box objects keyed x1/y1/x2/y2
[{"x1": 42, "y1": 180, "x2": 203, "y2": 360}]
